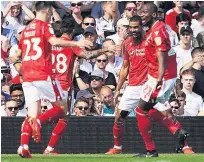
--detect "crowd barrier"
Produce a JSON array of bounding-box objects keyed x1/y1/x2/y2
[{"x1": 1, "y1": 116, "x2": 204, "y2": 154}]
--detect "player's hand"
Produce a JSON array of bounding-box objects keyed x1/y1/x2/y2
[
  {"x1": 8, "y1": 55, "x2": 19, "y2": 63},
  {"x1": 155, "y1": 81, "x2": 162, "y2": 90},
  {"x1": 76, "y1": 39, "x2": 93, "y2": 49},
  {"x1": 113, "y1": 90, "x2": 120, "y2": 106}
]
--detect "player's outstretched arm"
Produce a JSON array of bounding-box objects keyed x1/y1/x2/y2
[{"x1": 49, "y1": 37, "x2": 93, "y2": 49}]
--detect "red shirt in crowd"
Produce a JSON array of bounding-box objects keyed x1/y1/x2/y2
[
  {"x1": 51, "y1": 36, "x2": 82, "y2": 91},
  {"x1": 145, "y1": 21, "x2": 177, "y2": 80},
  {"x1": 165, "y1": 8, "x2": 191, "y2": 32},
  {"x1": 123, "y1": 37, "x2": 148, "y2": 86},
  {"x1": 19, "y1": 19, "x2": 54, "y2": 82}
]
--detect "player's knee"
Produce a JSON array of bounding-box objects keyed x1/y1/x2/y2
[{"x1": 115, "y1": 110, "x2": 129, "y2": 126}]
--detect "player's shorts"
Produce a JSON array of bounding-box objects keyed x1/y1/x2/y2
[
  {"x1": 22, "y1": 76, "x2": 63, "y2": 106},
  {"x1": 118, "y1": 85, "x2": 143, "y2": 112},
  {"x1": 140, "y1": 75, "x2": 176, "y2": 111}
]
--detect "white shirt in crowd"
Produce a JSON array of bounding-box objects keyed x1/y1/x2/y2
[
  {"x1": 184, "y1": 92, "x2": 204, "y2": 116},
  {"x1": 107, "y1": 33, "x2": 120, "y2": 45},
  {"x1": 94, "y1": 56, "x2": 123, "y2": 82},
  {"x1": 165, "y1": 24, "x2": 179, "y2": 47},
  {"x1": 9, "y1": 44, "x2": 19, "y2": 78},
  {"x1": 96, "y1": 17, "x2": 115, "y2": 36},
  {"x1": 191, "y1": 19, "x2": 204, "y2": 37},
  {"x1": 173, "y1": 45, "x2": 193, "y2": 77},
  {"x1": 79, "y1": 59, "x2": 93, "y2": 74},
  {"x1": 17, "y1": 106, "x2": 27, "y2": 117}
]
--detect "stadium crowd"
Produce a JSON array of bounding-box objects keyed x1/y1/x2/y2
[
  {"x1": 1, "y1": 1, "x2": 204, "y2": 118},
  {"x1": 1, "y1": 1, "x2": 204, "y2": 158}
]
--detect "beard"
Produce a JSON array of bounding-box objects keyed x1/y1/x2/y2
[{"x1": 133, "y1": 32, "x2": 142, "y2": 45}]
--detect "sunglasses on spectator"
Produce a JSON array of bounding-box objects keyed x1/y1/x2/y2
[
  {"x1": 8, "y1": 106, "x2": 19, "y2": 111},
  {"x1": 76, "y1": 106, "x2": 89, "y2": 110},
  {"x1": 171, "y1": 106, "x2": 179, "y2": 109},
  {"x1": 90, "y1": 76, "x2": 103, "y2": 81},
  {"x1": 125, "y1": 7, "x2": 137, "y2": 12},
  {"x1": 83, "y1": 23, "x2": 95, "y2": 26},
  {"x1": 41, "y1": 106, "x2": 47, "y2": 110},
  {"x1": 11, "y1": 94, "x2": 24, "y2": 98},
  {"x1": 71, "y1": 2, "x2": 82, "y2": 7},
  {"x1": 97, "y1": 59, "x2": 107, "y2": 63}
]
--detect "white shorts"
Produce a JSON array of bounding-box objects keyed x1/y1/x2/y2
[
  {"x1": 118, "y1": 85, "x2": 143, "y2": 112},
  {"x1": 140, "y1": 75, "x2": 176, "y2": 111},
  {"x1": 22, "y1": 77, "x2": 62, "y2": 106}
]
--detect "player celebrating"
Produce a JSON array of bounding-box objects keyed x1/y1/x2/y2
[
  {"x1": 17, "y1": 1, "x2": 95, "y2": 158},
  {"x1": 134, "y1": 3, "x2": 189, "y2": 157},
  {"x1": 39, "y1": 17, "x2": 116, "y2": 155}
]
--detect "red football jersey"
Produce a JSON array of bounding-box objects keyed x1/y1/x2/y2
[
  {"x1": 52, "y1": 36, "x2": 82, "y2": 91},
  {"x1": 165, "y1": 8, "x2": 191, "y2": 32},
  {"x1": 145, "y1": 21, "x2": 177, "y2": 80},
  {"x1": 19, "y1": 19, "x2": 54, "y2": 82},
  {"x1": 123, "y1": 37, "x2": 148, "y2": 86}
]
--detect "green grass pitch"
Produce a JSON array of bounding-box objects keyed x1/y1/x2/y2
[{"x1": 2, "y1": 154, "x2": 204, "y2": 162}]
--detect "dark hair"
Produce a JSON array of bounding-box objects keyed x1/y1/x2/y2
[
  {"x1": 169, "y1": 94, "x2": 179, "y2": 103},
  {"x1": 130, "y1": 15, "x2": 143, "y2": 26},
  {"x1": 9, "y1": 84, "x2": 23, "y2": 94},
  {"x1": 74, "y1": 98, "x2": 89, "y2": 107},
  {"x1": 191, "y1": 47, "x2": 204, "y2": 57},
  {"x1": 125, "y1": 1, "x2": 136, "y2": 8},
  {"x1": 176, "y1": 13, "x2": 191, "y2": 26},
  {"x1": 35, "y1": 1, "x2": 53, "y2": 11},
  {"x1": 83, "y1": 15, "x2": 96, "y2": 24},
  {"x1": 61, "y1": 16, "x2": 75, "y2": 35},
  {"x1": 51, "y1": 21, "x2": 63, "y2": 38},
  {"x1": 177, "y1": 91, "x2": 186, "y2": 99}
]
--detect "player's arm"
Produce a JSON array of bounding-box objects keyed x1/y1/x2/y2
[
  {"x1": 78, "y1": 45, "x2": 117, "y2": 60},
  {"x1": 49, "y1": 37, "x2": 93, "y2": 49},
  {"x1": 157, "y1": 50, "x2": 167, "y2": 82},
  {"x1": 13, "y1": 49, "x2": 22, "y2": 75}
]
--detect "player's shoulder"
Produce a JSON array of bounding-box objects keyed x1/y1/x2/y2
[
  {"x1": 124, "y1": 36, "x2": 134, "y2": 43},
  {"x1": 183, "y1": 9, "x2": 190, "y2": 14},
  {"x1": 166, "y1": 9, "x2": 174, "y2": 15}
]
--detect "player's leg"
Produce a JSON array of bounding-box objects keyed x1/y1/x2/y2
[
  {"x1": 44, "y1": 91, "x2": 71, "y2": 155},
  {"x1": 106, "y1": 86, "x2": 141, "y2": 154},
  {"x1": 18, "y1": 82, "x2": 42, "y2": 158}
]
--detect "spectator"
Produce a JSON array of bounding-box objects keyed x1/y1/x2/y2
[
  {"x1": 73, "y1": 58, "x2": 90, "y2": 99},
  {"x1": 91, "y1": 2, "x2": 103, "y2": 20},
  {"x1": 96, "y1": 1, "x2": 120, "y2": 38},
  {"x1": 122, "y1": 2, "x2": 137, "y2": 19},
  {"x1": 177, "y1": 90, "x2": 187, "y2": 116},
  {"x1": 165, "y1": 1, "x2": 191, "y2": 32},
  {"x1": 73, "y1": 98, "x2": 91, "y2": 116},
  {"x1": 176, "y1": 13, "x2": 191, "y2": 40},
  {"x1": 76, "y1": 89, "x2": 94, "y2": 109},
  {"x1": 94, "y1": 54, "x2": 117, "y2": 90},
  {"x1": 194, "y1": 31, "x2": 204, "y2": 48},
  {"x1": 101, "y1": 39, "x2": 123, "y2": 81},
  {"x1": 191, "y1": 5, "x2": 204, "y2": 37},
  {"x1": 173, "y1": 26, "x2": 194, "y2": 77},
  {"x1": 100, "y1": 86, "x2": 115, "y2": 116},
  {"x1": 1, "y1": 92, "x2": 7, "y2": 116},
  {"x1": 181, "y1": 69, "x2": 204, "y2": 116},
  {"x1": 107, "y1": 18, "x2": 129, "y2": 45},
  {"x1": 180, "y1": 47, "x2": 204, "y2": 99},
  {"x1": 10, "y1": 84, "x2": 27, "y2": 116},
  {"x1": 4, "y1": 99, "x2": 19, "y2": 117},
  {"x1": 91, "y1": 95, "x2": 104, "y2": 116},
  {"x1": 2, "y1": 1, "x2": 35, "y2": 32},
  {"x1": 74, "y1": 15, "x2": 103, "y2": 45},
  {"x1": 169, "y1": 97, "x2": 181, "y2": 116},
  {"x1": 136, "y1": 1, "x2": 145, "y2": 16},
  {"x1": 70, "y1": 1, "x2": 83, "y2": 37},
  {"x1": 88, "y1": 70, "x2": 105, "y2": 96}
]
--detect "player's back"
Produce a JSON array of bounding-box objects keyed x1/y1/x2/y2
[{"x1": 20, "y1": 19, "x2": 54, "y2": 82}]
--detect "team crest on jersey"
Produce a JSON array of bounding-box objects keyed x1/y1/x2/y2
[{"x1": 155, "y1": 37, "x2": 162, "y2": 46}]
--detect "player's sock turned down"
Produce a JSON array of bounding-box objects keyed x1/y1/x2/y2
[
  {"x1": 136, "y1": 107, "x2": 156, "y2": 151},
  {"x1": 21, "y1": 117, "x2": 32, "y2": 147},
  {"x1": 148, "y1": 109, "x2": 179, "y2": 134},
  {"x1": 113, "y1": 123, "x2": 125, "y2": 149},
  {"x1": 38, "y1": 105, "x2": 65, "y2": 126},
  {"x1": 47, "y1": 119, "x2": 68, "y2": 149}
]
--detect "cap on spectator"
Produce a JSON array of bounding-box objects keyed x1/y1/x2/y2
[
  {"x1": 180, "y1": 26, "x2": 193, "y2": 34},
  {"x1": 158, "y1": 8, "x2": 164, "y2": 13},
  {"x1": 76, "y1": 90, "x2": 94, "y2": 100},
  {"x1": 197, "y1": 5, "x2": 204, "y2": 20},
  {"x1": 84, "y1": 26, "x2": 97, "y2": 35},
  {"x1": 116, "y1": 18, "x2": 129, "y2": 27},
  {"x1": 90, "y1": 70, "x2": 105, "y2": 80}
]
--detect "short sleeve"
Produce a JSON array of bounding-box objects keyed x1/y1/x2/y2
[
  {"x1": 72, "y1": 46, "x2": 83, "y2": 56},
  {"x1": 122, "y1": 41, "x2": 129, "y2": 60},
  {"x1": 152, "y1": 27, "x2": 170, "y2": 52}
]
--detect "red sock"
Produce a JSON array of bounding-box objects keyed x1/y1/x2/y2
[
  {"x1": 48, "y1": 119, "x2": 68, "y2": 148},
  {"x1": 20, "y1": 117, "x2": 32, "y2": 145},
  {"x1": 38, "y1": 105, "x2": 65, "y2": 125},
  {"x1": 148, "y1": 109, "x2": 179, "y2": 134},
  {"x1": 113, "y1": 123, "x2": 125, "y2": 147},
  {"x1": 136, "y1": 107, "x2": 156, "y2": 151}
]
